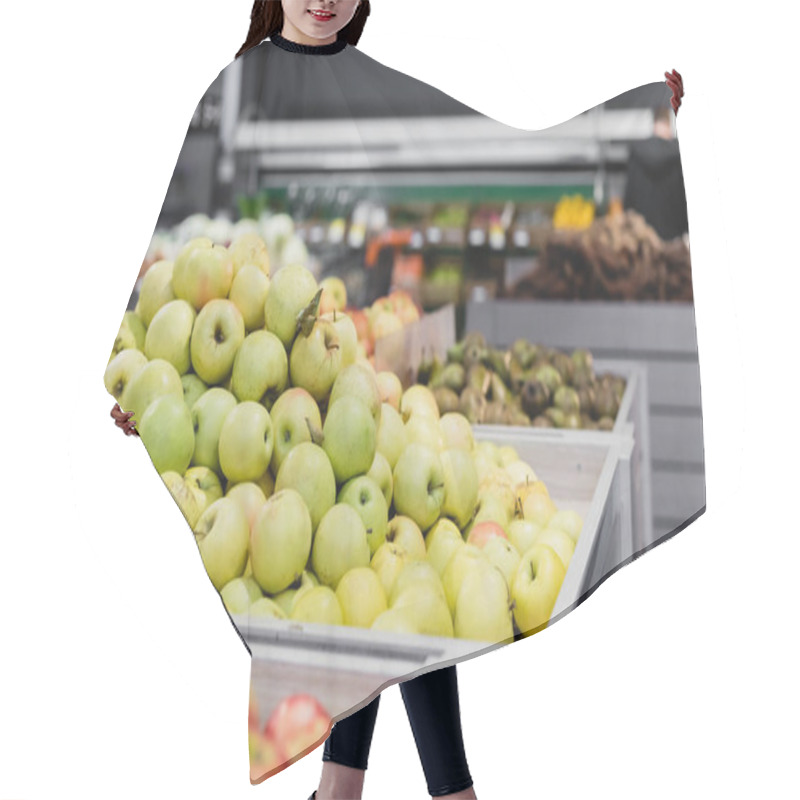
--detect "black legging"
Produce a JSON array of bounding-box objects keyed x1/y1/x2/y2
[{"x1": 322, "y1": 664, "x2": 473, "y2": 797}]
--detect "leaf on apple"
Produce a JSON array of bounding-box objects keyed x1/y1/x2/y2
[{"x1": 296, "y1": 288, "x2": 323, "y2": 338}]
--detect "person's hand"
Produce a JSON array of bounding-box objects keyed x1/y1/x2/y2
[
  {"x1": 665, "y1": 69, "x2": 684, "y2": 115},
  {"x1": 111, "y1": 403, "x2": 139, "y2": 436}
]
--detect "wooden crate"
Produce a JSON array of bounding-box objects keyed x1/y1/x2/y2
[
  {"x1": 465, "y1": 299, "x2": 705, "y2": 544},
  {"x1": 239, "y1": 431, "x2": 628, "y2": 734},
  {"x1": 472, "y1": 425, "x2": 633, "y2": 618}
]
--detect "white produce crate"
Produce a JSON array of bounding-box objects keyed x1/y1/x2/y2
[{"x1": 472, "y1": 424, "x2": 633, "y2": 619}]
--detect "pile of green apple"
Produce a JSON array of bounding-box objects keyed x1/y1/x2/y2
[{"x1": 104, "y1": 232, "x2": 583, "y2": 643}]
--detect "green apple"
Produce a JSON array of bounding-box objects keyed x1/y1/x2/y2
[
  {"x1": 335, "y1": 567, "x2": 387, "y2": 628},
  {"x1": 399, "y1": 384, "x2": 440, "y2": 422},
  {"x1": 439, "y1": 412, "x2": 474, "y2": 452},
  {"x1": 269, "y1": 388, "x2": 322, "y2": 473},
  {"x1": 470, "y1": 493, "x2": 510, "y2": 532},
  {"x1": 328, "y1": 363, "x2": 381, "y2": 426},
  {"x1": 338, "y1": 475, "x2": 388, "y2": 556},
  {"x1": 322, "y1": 397, "x2": 376, "y2": 484},
  {"x1": 370, "y1": 542, "x2": 408, "y2": 598},
  {"x1": 138, "y1": 394, "x2": 195, "y2": 474},
  {"x1": 218, "y1": 401, "x2": 274, "y2": 484},
  {"x1": 289, "y1": 317, "x2": 343, "y2": 403},
  {"x1": 547, "y1": 509, "x2": 584, "y2": 543},
  {"x1": 190, "y1": 299, "x2": 245, "y2": 385},
  {"x1": 533, "y1": 527, "x2": 576, "y2": 571},
  {"x1": 229, "y1": 264, "x2": 270, "y2": 331},
  {"x1": 221, "y1": 576, "x2": 264, "y2": 615},
  {"x1": 497, "y1": 445, "x2": 520, "y2": 467},
  {"x1": 505, "y1": 459, "x2": 538, "y2": 488},
  {"x1": 103, "y1": 347, "x2": 148, "y2": 402},
  {"x1": 160, "y1": 471, "x2": 206, "y2": 529},
  {"x1": 181, "y1": 373, "x2": 208, "y2": 411},
  {"x1": 252, "y1": 469, "x2": 275, "y2": 500},
  {"x1": 194, "y1": 497, "x2": 250, "y2": 591},
  {"x1": 405, "y1": 414, "x2": 445, "y2": 452},
  {"x1": 376, "y1": 403, "x2": 407, "y2": 470},
  {"x1": 481, "y1": 537, "x2": 521, "y2": 589},
  {"x1": 388, "y1": 560, "x2": 445, "y2": 606},
  {"x1": 231, "y1": 330, "x2": 288, "y2": 406},
  {"x1": 478, "y1": 479, "x2": 517, "y2": 523},
  {"x1": 319, "y1": 276, "x2": 347, "y2": 313},
  {"x1": 391, "y1": 583, "x2": 454, "y2": 638},
  {"x1": 472, "y1": 454, "x2": 499, "y2": 485},
  {"x1": 224, "y1": 481, "x2": 267, "y2": 533},
  {"x1": 376, "y1": 371, "x2": 402, "y2": 410},
  {"x1": 442, "y1": 544, "x2": 484, "y2": 616},
  {"x1": 120, "y1": 357, "x2": 183, "y2": 422},
  {"x1": 229, "y1": 231, "x2": 270, "y2": 277},
  {"x1": 264, "y1": 263, "x2": 318, "y2": 348},
  {"x1": 272, "y1": 571, "x2": 317, "y2": 616},
  {"x1": 370, "y1": 607, "x2": 419, "y2": 634},
  {"x1": 144, "y1": 299, "x2": 196, "y2": 375},
  {"x1": 190, "y1": 387, "x2": 237, "y2": 475},
  {"x1": 320, "y1": 310, "x2": 358, "y2": 367},
  {"x1": 454, "y1": 559, "x2": 514, "y2": 643},
  {"x1": 393, "y1": 444, "x2": 445, "y2": 532},
  {"x1": 440, "y1": 448, "x2": 479, "y2": 529},
  {"x1": 136, "y1": 259, "x2": 175, "y2": 327},
  {"x1": 424, "y1": 519, "x2": 465, "y2": 576},
  {"x1": 508, "y1": 518, "x2": 542, "y2": 557},
  {"x1": 384, "y1": 515, "x2": 426, "y2": 561},
  {"x1": 275, "y1": 442, "x2": 336, "y2": 532},
  {"x1": 249, "y1": 597, "x2": 288, "y2": 619},
  {"x1": 511, "y1": 543, "x2": 566, "y2": 636},
  {"x1": 311, "y1": 503, "x2": 370, "y2": 589},
  {"x1": 184, "y1": 465, "x2": 223, "y2": 513},
  {"x1": 110, "y1": 310, "x2": 146, "y2": 359},
  {"x1": 366, "y1": 451, "x2": 393, "y2": 508},
  {"x1": 290, "y1": 585, "x2": 343, "y2": 625},
  {"x1": 473, "y1": 441, "x2": 502, "y2": 466},
  {"x1": 172, "y1": 238, "x2": 234, "y2": 310},
  {"x1": 250, "y1": 488, "x2": 312, "y2": 594},
  {"x1": 522, "y1": 492, "x2": 558, "y2": 528}
]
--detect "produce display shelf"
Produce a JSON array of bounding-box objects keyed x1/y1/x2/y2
[{"x1": 238, "y1": 430, "x2": 629, "y2": 729}]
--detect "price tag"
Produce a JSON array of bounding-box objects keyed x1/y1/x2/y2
[
  {"x1": 468, "y1": 228, "x2": 485, "y2": 246},
  {"x1": 427, "y1": 227, "x2": 442, "y2": 244}
]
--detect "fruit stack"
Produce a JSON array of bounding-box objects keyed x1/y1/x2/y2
[
  {"x1": 419, "y1": 331, "x2": 626, "y2": 430},
  {"x1": 345, "y1": 289, "x2": 421, "y2": 360},
  {"x1": 105, "y1": 232, "x2": 583, "y2": 645}
]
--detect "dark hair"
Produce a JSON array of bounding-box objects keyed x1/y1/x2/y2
[{"x1": 236, "y1": 1, "x2": 371, "y2": 59}]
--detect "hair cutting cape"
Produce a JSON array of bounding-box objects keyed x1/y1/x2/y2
[{"x1": 103, "y1": 33, "x2": 704, "y2": 784}]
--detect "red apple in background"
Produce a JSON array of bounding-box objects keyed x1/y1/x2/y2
[
  {"x1": 249, "y1": 730, "x2": 287, "y2": 782},
  {"x1": 467, "y1": 521, "x2": 508, "y2": 549},
  {"x1": 371, "y1": 311, "x2": 403, "y2": 340},
  {"x1": 264, "y1": 694, "x2": 332, "y2": 761},
  {"x1": 390, "y1": 290, "x2": 420, "y2": 324},
  {"x1": 346, "y1": 307, "x2": 373, "y2": 356}
]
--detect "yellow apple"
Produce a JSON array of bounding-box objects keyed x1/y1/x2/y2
[
  {"x1": 512, "y1": 543, "x2": 566, "y2": 636},
  {"x1": 370, "y1": 542, "x2": 408, "y2": 598},
  {"x1": 454, "y1": 559, "x2": 514, "y2": 643},
  {"x1": 290, "y1": 586, "x2": 343, "y2": 626},
  {"x1": 442, "y1": 544, "x2": 484, "y2": 616},
  {"x1": 523, "y1": 492, "x2": 558, "y2": 528},
  {"x1": 384, "y1": 515, "x2": 427, "y2": 561},
  {"x1": 425, "y1": 519, "x2": 465, "y2": 576},
  {"x1": 547, "y1": 509, "x2": 584, "y2": 543},
  {"x1": 335, "y1": 567, "x2": 387, "y2": 627},
  {"x1": 534, "y1": 527, "x2": 576, "y2": 571},
  {"x1": 392, "y1": 583, "x2": 454, "y2": 638}
]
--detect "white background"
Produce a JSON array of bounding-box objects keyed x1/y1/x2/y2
[{"x1": 1, "y1": 1, "x2": 797, "y2": 798}]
